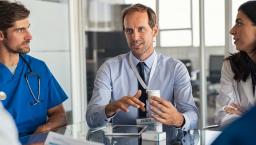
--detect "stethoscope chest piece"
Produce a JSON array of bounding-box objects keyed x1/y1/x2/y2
[{"x1": 0, "y1": 91, "x2": 7, "y2": 100}]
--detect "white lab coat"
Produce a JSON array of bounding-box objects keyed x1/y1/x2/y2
[
  {"x1": 0, "y1": 102, "x2": 20, "y2": 145},
  {"x1": 215, "y1": 60, "x2": 256, "y2": 127}
]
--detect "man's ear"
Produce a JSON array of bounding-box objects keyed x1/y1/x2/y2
[
  {"x1": 0, "y1": 31, "x2": 4, "y2": 41},
  {"x1": 152, "y1": 24, "x2": 159, "y2": 38}
]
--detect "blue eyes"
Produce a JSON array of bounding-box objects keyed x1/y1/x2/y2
[
  {"x1": 138, "y1": 27, "x2": 145, "y2": 32},
  {"x1": 125, "y1": 27, "x2": 146, "y2": 34},
  {"x1": 125, "y1": 29, "x2": 133, "y2": 34}
]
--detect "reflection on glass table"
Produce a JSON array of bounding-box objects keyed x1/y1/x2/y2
[{"x1": 20, "y1": 122, "x2": 221, "y2": 145}]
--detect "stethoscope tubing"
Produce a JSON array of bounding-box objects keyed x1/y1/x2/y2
[{"x1": 20, "y1": 55, "x2": 41, "y2": 105}]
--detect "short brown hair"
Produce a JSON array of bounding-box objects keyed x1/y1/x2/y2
[
  {"x1": 121, "y1": 3, "x2": 157, "y2": 31},
  {"x1": 0, "y1": 0, "x2": 30, "y2": 34}
]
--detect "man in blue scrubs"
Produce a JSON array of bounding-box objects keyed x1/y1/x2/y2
[{"x1": 0, "y1": 0, "x2": 68, "y2": 138}]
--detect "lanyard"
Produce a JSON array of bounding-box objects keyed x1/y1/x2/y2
[{"x1": 129, "y1": 52, "x2": 158, "y2": 90}]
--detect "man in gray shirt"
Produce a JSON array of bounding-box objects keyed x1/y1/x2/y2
[{"x1": 86, "y1": 3, "x2": 198, "y2": 132}]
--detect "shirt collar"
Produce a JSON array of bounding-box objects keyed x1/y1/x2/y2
[{"x1": 130, "y1": 50, "x2": 157, "y2": 69}]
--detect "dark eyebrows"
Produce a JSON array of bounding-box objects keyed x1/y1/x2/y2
[
  {"x1": 124, "y1": 27, "x2": 132, "y2": 30},
  {"x1": 16, "y1": 23, "x2": 30, "y2": 29}
]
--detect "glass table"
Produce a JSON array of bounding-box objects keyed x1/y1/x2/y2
[{"x1": 20, "y1": 122, "x2": 221, "y2": 145}]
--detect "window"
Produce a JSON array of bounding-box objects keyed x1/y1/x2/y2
[
  {"x1": 204, "y1": 0, "x2": 225, "y2": 46},
  {"x1": 125, "y1": 0, "x2": 225, "y2": 47}
]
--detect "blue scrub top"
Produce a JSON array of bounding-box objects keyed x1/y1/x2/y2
[{"x1": 0, "y1": 54, "x2": 68, "y2": 137}]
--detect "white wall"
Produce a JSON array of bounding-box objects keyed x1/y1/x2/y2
[{"x1": 21, "y1": 0, "x2": 72, "y2": 111}]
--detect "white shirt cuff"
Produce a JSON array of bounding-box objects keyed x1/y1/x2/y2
[{"x1": 180, "y1": 113, "x2": 190, "y2": 131}]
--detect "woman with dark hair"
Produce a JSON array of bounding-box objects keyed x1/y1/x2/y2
[{"x1": 215, "y1": 1, "x2": 256, "y2": 127}]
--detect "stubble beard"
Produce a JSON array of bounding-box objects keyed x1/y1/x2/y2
[
  {"x1": 131, "y1": 46, "x2": 149, "y2": 61},
  {"x1": 3, "y1": 40, "x2": 30, "y2": 54}
]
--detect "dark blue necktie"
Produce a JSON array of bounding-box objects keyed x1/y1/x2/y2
[{"x1": 137, "y1": 62, "x2": 147, "y2": 118}]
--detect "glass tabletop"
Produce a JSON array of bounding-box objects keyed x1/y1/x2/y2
[{"x1": 20, "y1": 122, "x2": 221, "y2": 145}]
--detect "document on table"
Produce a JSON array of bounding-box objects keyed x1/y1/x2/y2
[{"x1": 45, "y1": 131, "x2": 103, "y2": 145}]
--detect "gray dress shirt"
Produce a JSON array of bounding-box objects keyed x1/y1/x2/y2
[{"x1": 86, "y1": 51, "x2": 198, "y2": 131}]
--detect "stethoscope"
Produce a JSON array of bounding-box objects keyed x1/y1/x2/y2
[{"x1": 20, "y1": 55, "x2": 41, "y2": 105}]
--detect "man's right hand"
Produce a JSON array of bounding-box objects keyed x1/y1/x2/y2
[{"x1": 105, "y1": 90, "x2": 146, "y2": 117}]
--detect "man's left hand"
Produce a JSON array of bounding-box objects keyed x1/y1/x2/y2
[
  {"x1": 149, "y1": 96, "x2": 184, "y2": 127},
  {"x1": 34, "y1": 124, "x2": 51, "y2": 134}
]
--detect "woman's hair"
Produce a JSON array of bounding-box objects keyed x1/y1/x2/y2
[
  {"x1": 227, "y1": 1, "x2": 256, "y2": 82},
  {"x1": 121, "y1": 3, "x2": 157, "y2": 31},
  {"x1": 238, "y1": 1, "x2": 256, "y2": 25},
  {"x1": 227, "y1": 52, "x2": 251, "y2": 81},
  {"x1": 0, "y1": 1, "x2": 30, "y2": 36}
]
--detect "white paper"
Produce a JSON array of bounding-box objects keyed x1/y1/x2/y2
[
  {"x1": 204, "y1": 130, "x2": 221, "y2": 145},
  {"x1": 45, "y1": 132, "x2": 103, "y2": 145}
]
